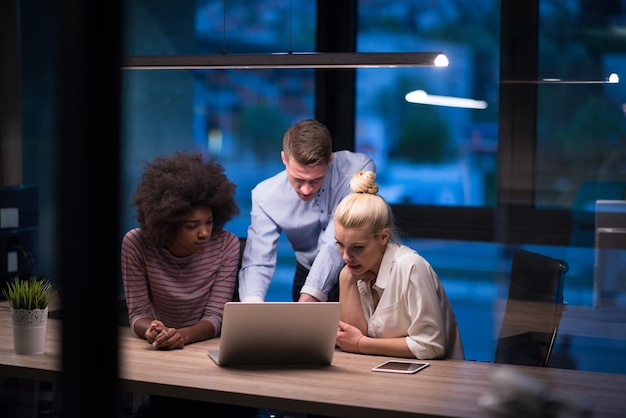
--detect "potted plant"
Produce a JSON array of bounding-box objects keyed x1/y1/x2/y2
[{"x1": 2, "y1": 275, "x2": 55, "y2": 354}]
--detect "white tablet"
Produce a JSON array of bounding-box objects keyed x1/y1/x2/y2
[{"x1": 371, "y1": 360, "x2": 430, "y2": 374}]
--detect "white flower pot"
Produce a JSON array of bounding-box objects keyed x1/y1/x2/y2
[{"x1": 11, "y1": 307, "x2": 48, "y2": 354}]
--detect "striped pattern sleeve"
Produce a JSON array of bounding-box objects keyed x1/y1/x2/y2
[{"x1": 121, "y1": 228, "x2": 239, "y2": 336}]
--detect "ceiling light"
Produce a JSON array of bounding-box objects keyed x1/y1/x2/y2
[
  {"x1": 122, "y1": 52, "x2": 449, "y2": 70},
  {"x1": 502, "y1": 73, "x2": 620, "y2": 84},
  {"x1": 405, "y1": 90, "x2": 487, "y2": 109}
]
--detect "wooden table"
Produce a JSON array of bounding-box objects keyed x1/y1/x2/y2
[{"x1": 2, "y1": 304, "x2": 626, "y2": 417}]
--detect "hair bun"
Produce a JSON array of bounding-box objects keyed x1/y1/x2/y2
[{"x1": 350, "y1": 171, "x2": 379, "y2": 194}]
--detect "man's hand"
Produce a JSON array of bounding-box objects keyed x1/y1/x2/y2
[{"x1": 298, "y1": 293, "x2": 320, "y2": 302}]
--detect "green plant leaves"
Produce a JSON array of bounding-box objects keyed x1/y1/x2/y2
[{"x1": 1, "y1": 276, "x2": 54, "y2": 310}]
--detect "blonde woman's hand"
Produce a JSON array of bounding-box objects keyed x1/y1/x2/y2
[
  {"x1": 356, "y1": 270, "x2": 377, "y2": 284},
  {"x1": 336, "y1": 320, "x2": 365, "y2": 354},
  {"x1": 339, "y1": 266, "x2": 376, "y2": 286}
]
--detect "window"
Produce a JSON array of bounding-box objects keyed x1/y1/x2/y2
[
  {"x1": 121, "y1": 0, "x2": 317, "y2": 299},
  {"x1": 15, "y1": 0, "x2": 626, "y2": 373},
  {"x1": 356, "y1": 0, "x2": 500, "y2": 208}
]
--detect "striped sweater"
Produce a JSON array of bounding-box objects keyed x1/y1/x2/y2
[{"x1": 121, "y1": 227, "x2": 239, "y2": 336}]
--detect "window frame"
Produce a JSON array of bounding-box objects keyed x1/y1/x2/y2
[{"x1": 318, "y1": 0, "x2": 573, "y2": 247}]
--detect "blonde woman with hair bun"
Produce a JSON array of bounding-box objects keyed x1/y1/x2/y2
[{"x1": 334, "y1": 171, "x2": 464, "y2": 360}]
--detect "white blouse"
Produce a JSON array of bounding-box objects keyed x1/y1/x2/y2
[{"x1": 357, "y1": 242, "x2": 465, "y2": 360}]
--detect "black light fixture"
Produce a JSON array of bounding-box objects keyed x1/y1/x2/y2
[
  {"x1": 501, "y1": 73, "x2": 620, "y2": 84},
  {"x1": 123, "y1": 0, "x2": 450, "y2": 71},
  {"x1": 122, "y1": 52, "x2": 449, "y2": 70}
]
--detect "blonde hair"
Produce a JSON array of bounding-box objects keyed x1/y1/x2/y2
[{"x1": 334, "y1": 171, "x2": 399, "y2": 242}]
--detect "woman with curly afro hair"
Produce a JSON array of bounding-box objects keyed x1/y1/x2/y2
[{"x1": 121, "y1": 151, "x2": 240, "y2": 350}]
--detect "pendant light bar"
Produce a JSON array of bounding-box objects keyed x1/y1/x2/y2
[
  {"x1": 501, "y1": 73, "x2": 619, "y2": 84},
  {"x1": 122, "y1": 52, "x2": 449, "y2": 70}
]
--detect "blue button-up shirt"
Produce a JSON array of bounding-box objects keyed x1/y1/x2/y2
[{"x1": 238, "y1": 150, "x2": 376, "y2": 301}]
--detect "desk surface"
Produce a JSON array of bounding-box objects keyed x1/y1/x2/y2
[{"x1": 2, "y1": 305, "x2": 626, "y2": 418}]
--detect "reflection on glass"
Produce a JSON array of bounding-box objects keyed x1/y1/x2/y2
[
  {"x1": 356, "y1": 0, "x2": 500, "y2": 207},
  {"x1": 118, "y1": 0, "x2": 626, "y2": 373},
  {"x1": 536, "y1": 0, "x2": 626, "y2": 211}
]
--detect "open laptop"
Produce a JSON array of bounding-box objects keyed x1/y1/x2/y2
[{"x1": 208, "y1": 302, "x2": 341, "y2": 367}]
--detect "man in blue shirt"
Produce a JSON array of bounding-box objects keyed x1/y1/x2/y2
[{"x1": 238, "y1": 119, "x2": 376, "y2": 302}]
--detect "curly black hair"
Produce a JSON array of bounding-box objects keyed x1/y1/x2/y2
[{"x1": 132, "y1": 151, "x2": 240, "y2": 248}]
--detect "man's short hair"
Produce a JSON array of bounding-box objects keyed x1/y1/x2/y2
[{"x1": 282, "y1": 119, "x2": 332, "y2": 165}]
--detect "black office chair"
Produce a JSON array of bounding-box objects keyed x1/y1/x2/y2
[{"x1": 494, "y1": 249, "x2": 569, "y2": 367}]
